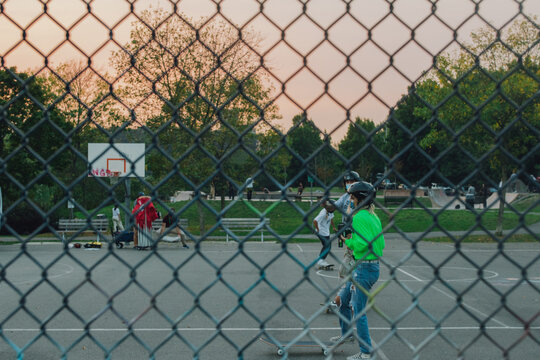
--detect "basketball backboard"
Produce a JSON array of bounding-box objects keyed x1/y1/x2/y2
[{"x1": 88, "y1": 143, "x2": 145, "y2": 177}]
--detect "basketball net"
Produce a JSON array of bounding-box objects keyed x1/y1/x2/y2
[{"x1": 109, "y1": 172, "x2": 121, "y2": 185}]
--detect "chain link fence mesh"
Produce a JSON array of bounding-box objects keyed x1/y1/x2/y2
[{"x1": 1, "y1": 0, "x2": 539, "y2": 359}]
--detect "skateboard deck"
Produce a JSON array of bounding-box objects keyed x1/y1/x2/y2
[{"x1": 259, "y1": 335, "x2": 340, "y2": 356}]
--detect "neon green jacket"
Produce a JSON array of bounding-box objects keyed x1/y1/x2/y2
[{"x1": 345, "y1": 209, "x2": 385, "y2": 260}]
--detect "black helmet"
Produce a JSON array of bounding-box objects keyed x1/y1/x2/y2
[
  {"x1": 348, "y1": 181, "x2": 375, "y2": 206},
  {"x1": 343, "y1": 171, "x2": 361, "y2": 184}
]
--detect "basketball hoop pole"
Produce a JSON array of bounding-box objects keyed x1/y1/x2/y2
[{"x1": 124, "y1": 177, "x2": 131, "y2": 229}]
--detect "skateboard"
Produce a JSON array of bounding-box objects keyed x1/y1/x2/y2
[
  {"x1": 317, "y1": 264, "x2": 335, "y2": 271},
  {"x1": 259, "y1": 335, "x2": 341, "y2": 356},
  {"x1": 320, "y1": 301, "x2": 338, "y2": 314}
]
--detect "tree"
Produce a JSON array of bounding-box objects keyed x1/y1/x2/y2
[
  {"x1": 338, "y1": 117, "x2": 386, "y2": 181},
  {"x1": 384, "y1": 85, "x2": 435, "y2": 186},
  {"x1": 42, "y1": 60, "x2": 115, "y2": 127},
  {"x1": 110, "y1": 8, "x2": 278, "y2": 222},
  {"x1": 0, "y1": 68, "x2": 73, "y2": 233},
  {"x1": 420, "y1": 18, "x2": 539, "y2": 234},
  {"x1": 286, "y1": 114, "x2": 324, "y2": 185},
  {"x1": 256, "y1": 126, "x2": 292, "y2": 187},
  {"x1": 109, "y1": 7, "x2": 276, "y2": 128}
]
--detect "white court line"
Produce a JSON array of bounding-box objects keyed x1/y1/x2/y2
[
  {"x1": 317, "y1": 266, "x2": 500, "y2": 283},
  {"x1": 395, "y1": 266, "x2": 509, "y2": 327},
  {"x1": 194, "y1": 248, "x2": 540, "y2": 253},
  {"x1": 9, "y1": 263, "x2": 74, "y2": 286},
  {"x1": 4, "y1": 326, "x2": 537, "y2": 332}
]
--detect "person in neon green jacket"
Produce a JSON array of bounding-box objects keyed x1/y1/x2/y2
[
  {"x1": 332, "y1": 181, "x2": 384, "y2": 360},
  {"x1": 345, "y1": 206, "x2": 385, "y2": 261}
]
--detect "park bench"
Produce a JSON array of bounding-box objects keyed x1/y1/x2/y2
[
  {"x1": 221, "y1": 218, "x2": 270, "y2": 242},
  {"x1": 151, "y1": 218, "x2": 188, "y2": 232},
  {"x1": 58, "y1": 218, "x2": 109, "y2": 243},
  {"x1": 383, "y1": 190, "x2": 414, "y2": 208},
  {"x1": 58, "y1": 218, "x2": 109, "y2": 233}
]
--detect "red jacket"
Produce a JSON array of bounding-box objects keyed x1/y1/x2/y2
[{"x1": 132, "y1": 196, "x2": 158, "y2": 229}]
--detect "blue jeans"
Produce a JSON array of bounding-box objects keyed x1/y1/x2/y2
[
  {"x1": 318, "y1": 235, "x2": 331, "y2": 260},
  {"x1": 337, "y1": 262, "x2": 380, "y2": 354}
]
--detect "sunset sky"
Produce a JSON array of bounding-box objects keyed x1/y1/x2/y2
[{"x1": 1, "y1": 0, "x2": 539, "y2": 141}]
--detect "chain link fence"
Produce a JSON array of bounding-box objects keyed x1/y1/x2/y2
[{"x1": 1, "y1": 0, "x2": 539, "y2": 359}]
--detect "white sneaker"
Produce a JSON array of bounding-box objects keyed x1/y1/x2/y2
[
  {"x1": 347, "y1": 352, "x2": 371, "y2": 360},
  {"x1": 330, "y1": 335, "x2": 354, "y2": 343},
  {"x1": 317, "y1": 259, "x2": 325, "y2": 266}
]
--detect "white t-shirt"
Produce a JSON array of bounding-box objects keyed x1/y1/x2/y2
[
  {"x1": 314, "y1": 208, "x2": 334, "y2": 236},
  {"x1": 112, "y1": 207, "x2": 120, "y2": 220}
]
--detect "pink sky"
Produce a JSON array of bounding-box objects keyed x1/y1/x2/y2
[{"x1": 1, "y1": 0, "x2": 539, "y2": 142}]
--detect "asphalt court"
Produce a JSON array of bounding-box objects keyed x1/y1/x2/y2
[{"x1": 0, "y1": 239, "x2": 538, "y2": 359}]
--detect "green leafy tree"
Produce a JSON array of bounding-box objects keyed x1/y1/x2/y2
[
  {"x1": 419, "y1": 18, "x2": 539, "y2": 234},
  {"x1": 110, "y1": 8, "x2": 278, "y2": 223},
  {"x1": 384, "y1": 85, "x2": 436, "y2": 185},
  {"x1": 256, "y1": 126, "x2": 292, "y2": 186},
  {"x1": 338, "y1": 117, "x2": 386, "y2": 182},
  {"x1": 286, "y1": 114, "x2": 324, "y2": 185},
  {"x1": 0, "y1": 68, "x2": 73, "y2": 233}
]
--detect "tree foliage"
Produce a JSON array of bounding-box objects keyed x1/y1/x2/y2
[
  {"x1": 286, "y1": 114, "x2": 324, "y2": 184},
  {"x1": 109, "y1": 8, "x2": 280, "y2": 214},
  {"x1": 0, "y1": 68, "x2": 74, "y2": 233},
  {"x1": 338, "y1": 117, "x2": 385, "y2": 181}
]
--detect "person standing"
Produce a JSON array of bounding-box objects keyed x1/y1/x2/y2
[
  {"x1": 313, "y1": 207, "x2": 337, "y2": 269},
  {"x1": 228, "y1": 181, "x2": 235, "y2": 200},
  {"x1": 210, "y1": 181, "x2": 216, "y2": 200},
  {"x1": 321, "y1": 171, "x2": 361, "y2": 342},
  {"x1": 480, "y1": 183, "x2": 488, "y2": 208},
  {"x1": 296, "y1": 181, "x2": 304, "y2": 201},
  {"x1": 246, "y1": 177, "x2": 254, "y2": 201},
  {"x1": 338, "y1": 181, "x2": 384, "y2": 360},
  {"x1": 465, "y1": 185, "x2": 475, "y2": 210},
  {"x1": 132, "y1": 192, "x2": 158, "y2": 250},
  {"x1": 160, "y1": 208, "x2": 189, "y2": 249},
  {"x1": 112, "y1": 205, "x2": 124, "y2": 233}
]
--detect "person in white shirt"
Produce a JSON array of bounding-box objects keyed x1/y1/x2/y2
[
  {"x1": 313, "y1": 207, "x2": 336, "y2": 268},
  {"x1": 112, "y1": 205, "x2": 124, "y2": 233},
  {"x1": 246, "y1": 177, "x2": 254, "y2": 200}
]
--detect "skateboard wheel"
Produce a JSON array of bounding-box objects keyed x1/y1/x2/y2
[
  {"x1": 116, "y1": 242, "x2": 123, "y2": 249},
  {"x1": 323, "y1": 349, "x2": 329, "y2": 355},
  {"x1": 277, "y1": 349, "x2": 284, "y2": 356}
]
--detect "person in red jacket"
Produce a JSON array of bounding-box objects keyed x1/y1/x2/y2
[{"x1": 132, "y1": 192, "x2": 158, "y2": 250}]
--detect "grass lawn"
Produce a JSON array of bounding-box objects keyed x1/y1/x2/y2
[
  {"x1": 63, "y1": 197, "x2": 539, "y2": 237},
  {"x1": 3, "y1": 194, "x2": 535, "y2": 244}
]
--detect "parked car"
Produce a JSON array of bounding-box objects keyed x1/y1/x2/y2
[
  {"x1": 382, "y1": 179, "x2": 397, "y2": 190},
  {"x1": 374, "y1": 173, "x2": 397, "y2": 190}
]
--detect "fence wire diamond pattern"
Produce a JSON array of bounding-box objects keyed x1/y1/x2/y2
[{"x1": 0, "y1": 0, "x2": 539, "y2": 359}]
